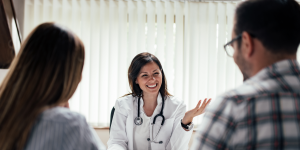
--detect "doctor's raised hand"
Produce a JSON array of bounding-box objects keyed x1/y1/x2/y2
[
  {"x1": 182, "y1": 98, "x2": 211, "y2": 127},
  {"x1": 108, "y1": 52, "x2": 210, "y2": 150}
]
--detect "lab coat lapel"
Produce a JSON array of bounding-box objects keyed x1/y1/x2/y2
[
  {"x1": 127, "y1": 96, "x2": 135, "y2": 150},
  {"x1": 130, "y1": 96, "x2": 146, "y2": 149}
]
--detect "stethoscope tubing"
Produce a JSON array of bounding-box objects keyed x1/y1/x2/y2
[
  {"x1": 134, "y1": 94, "x2": 166, "y2": 144},
  {"x1": 135, "y1": 94, "x2": 165, "y2": 126}
]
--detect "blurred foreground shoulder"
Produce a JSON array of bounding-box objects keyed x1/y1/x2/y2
[{"x1": 25, "y1": 107, "x2": 106, "y2": 150}]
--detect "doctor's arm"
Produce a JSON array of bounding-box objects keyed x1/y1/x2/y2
[
  {"x1": 107, "y1": 101, "x2": 128, "y2": 150},
  {"x1": 166, "y1": 99, "x2": 211, "y2": 150},
  {"x1": 165, "y1": 103, "x2": 192, "y2": 150},
  {"x1": 182, "y1": 98, "x2": 211, "y2": 127}
]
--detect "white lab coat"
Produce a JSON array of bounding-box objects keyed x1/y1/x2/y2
[{"x1": 108, "y1": 93, "x2": 193, "y2": 150}]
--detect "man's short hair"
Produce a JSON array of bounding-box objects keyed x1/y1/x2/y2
[{"x1": 235, "y1": 0, "x2": 300, "y2": 54}]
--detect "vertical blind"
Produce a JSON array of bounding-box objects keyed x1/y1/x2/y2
[{"x1": 23, "y1": 0, "x2": 300, "y2": 127}]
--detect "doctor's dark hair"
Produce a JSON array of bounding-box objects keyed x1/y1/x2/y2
[
  {"x1": 126, "y1": 52, "x2": 171, "y2": 98},
  {"x1": 0, "y1": 23, "x2": 85, "y2": 150},
  {"x1": 234, "y1": 0, "x2": 300, "y2": 54}
]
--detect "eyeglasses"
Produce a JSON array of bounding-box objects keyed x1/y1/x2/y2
[{"x1": 223, "y1": 34, "x2": 242, "y2": 57}]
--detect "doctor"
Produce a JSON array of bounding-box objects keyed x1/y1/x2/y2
[{"x1": 108, "y1": 52, "x2": 211, "y2": 150}]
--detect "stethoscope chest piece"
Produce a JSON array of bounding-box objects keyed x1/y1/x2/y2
[{"x1": 134, "y1": 116, "x2": 143, "y2": 125}]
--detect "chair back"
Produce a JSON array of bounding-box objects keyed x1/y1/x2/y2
[{"x1": 109, "y1": 107, "x2": 115, "y2": 133}]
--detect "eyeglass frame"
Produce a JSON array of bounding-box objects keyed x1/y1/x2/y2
[{"x1": 223, "y1": 34, "x2": 242, "y2": 57}]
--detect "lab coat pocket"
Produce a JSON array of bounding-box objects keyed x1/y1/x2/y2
[
  {"x1": 151, "y1": 117, "x2": 175, "y2": 149},
  {"x1": 151, "y1": 142, "x2": 167, "y2": 150}
]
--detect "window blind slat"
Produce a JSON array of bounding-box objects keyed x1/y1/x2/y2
[
  {"x1": 182, "y1": 1, "x2": 190, "y2": 108},
  {"x1": 233, "y1": 2, "x2": 243, "y2": 86},
  {"x1": 52, "y1": 0, "x2": 59, "y2": 23},
  {"x1": 137, "y1": 0, "x2": 146, "y2": 53},
  {"x1": 79, "y1": 0, "x2": 91, "y2": 121},
  {"x1": 108, "y1": 0, "x2": 119, "y2": 115},
  {"x1": 174, "y1": 1, "x2": 184, "y2": 101},
  {"x1": 117, "y1": 0, "x2": 129, "y2": 99},
  {"x1": 197, "y1": 2, "x2": 209, "y2": 100},
  {"x1": 165, "y1": 1, "x2": 175, "y2": 94},
  {"x1": 42, "y1": 0, "x2": 49, "y2": 23},
  {"x1": 33, "y1": 0, "x2": 40, "y2": 27},
  {"x1": 146, "y1": 0, "x2": 155, "y2": 54},
  {"x1": 225, "y1": 2, "x2": 237, "y2": 91},
  {"x1": 128, "y1": 0, "x2": 137, "y2": 62},
  {"x1": 216, "y1": 3, "x2": 226, "y2": 96},
  {"x1": 98, "y1": 0, "x2": 109, "y2": 125},
  {"x1": 156, "y1": 1, "x2": 165, "y2": 67},
  {"x1": 61, "y1": 0, "x2": 69, "y2": 26},
  {"x1": 187, "y1": 2, "x2": 199, "y2": 111},
  {"x1": 69, "y1": 0, "x2": 81, "y2": 114},
  {"x1": 89, "y1": 0, "x2": 100, "y2": 124},
  {"x1": 196, "y1": 2, "x2": 208, "y2": 125},
  {"x1": 207, "y1": 2, "x2": 217, "y2": 98}
]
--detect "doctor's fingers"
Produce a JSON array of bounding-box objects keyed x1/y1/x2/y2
[
  {"x1": 195, "y1": 100, "x2": 202, "y2": 109},
  {"x1": 197, "y1": 99, "x2": 211, "y2": 111},
  {"x1": 195, "y1": 98, "x2": 209, "y2": 108},
  {"x1": 202, "y1": 99, "x2": 211, "y2": 110},
  {"x1": 199, "y1": 98, "x2": 208, "y2": 108},
  {"x1": 204, "y1": 98, "x2": 211, "y2": 107},
  {"x1": 205, "y1": 98, "x2": 211, "y2": 107}
]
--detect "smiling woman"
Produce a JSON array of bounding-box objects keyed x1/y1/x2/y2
[
  {"x1": 127, "y1": 53, "x2": 171, "y2": 119},
  {"x1": 108, "y1": 52, "x2": 211, "y2": 150},
  {"x1": 135, "y1": 62, "x2": 164, "y2": 105},
  {"x1": 126, "y1": 52, "x2": 171, "y2": 100}
]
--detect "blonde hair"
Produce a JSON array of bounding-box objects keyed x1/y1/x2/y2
[{"x1": 0, "y1": 23, "x2": 85, "y2": 150}]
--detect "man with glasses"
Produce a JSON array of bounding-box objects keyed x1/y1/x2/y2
[{"x1": 191, "y1": 0, "x2": 300, "y2": 149}]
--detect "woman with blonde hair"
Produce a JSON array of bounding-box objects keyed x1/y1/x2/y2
[{"x1": 0, "y1": 23, "x2": 106, "y2": 150}]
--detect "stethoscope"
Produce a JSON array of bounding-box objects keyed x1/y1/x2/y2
[{"x1": 134, "y1": 94, "x2": 165, "y2": 145}]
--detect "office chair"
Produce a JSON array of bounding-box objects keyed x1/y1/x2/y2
[{"x1": 109, "y1": 107, "x2": 115, "y2": 133}]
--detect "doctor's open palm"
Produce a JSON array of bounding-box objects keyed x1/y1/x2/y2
[{"x1": 182, "y1": 98, "x2": 211, "y2": 125}]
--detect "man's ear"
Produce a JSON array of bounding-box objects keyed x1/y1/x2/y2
[{"x1": 241, "y1": 31, "x2": 254, "y2": 58}]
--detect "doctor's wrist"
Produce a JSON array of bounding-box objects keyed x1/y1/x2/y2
[
  {"x1": 181, "y1": 119, "x2": 194, "y2": 131},
  {"x1": 182, "y1": 115, "x2": 193, "y2": 125}
]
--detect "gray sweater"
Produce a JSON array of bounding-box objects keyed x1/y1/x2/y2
[{"x1": 24, "y1": 107, "x2": 106, "y2": 150}]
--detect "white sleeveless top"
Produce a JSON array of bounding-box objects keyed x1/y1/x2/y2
[{"x1": 133, "y1": 112, "x2": 152, "y2": 150}]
